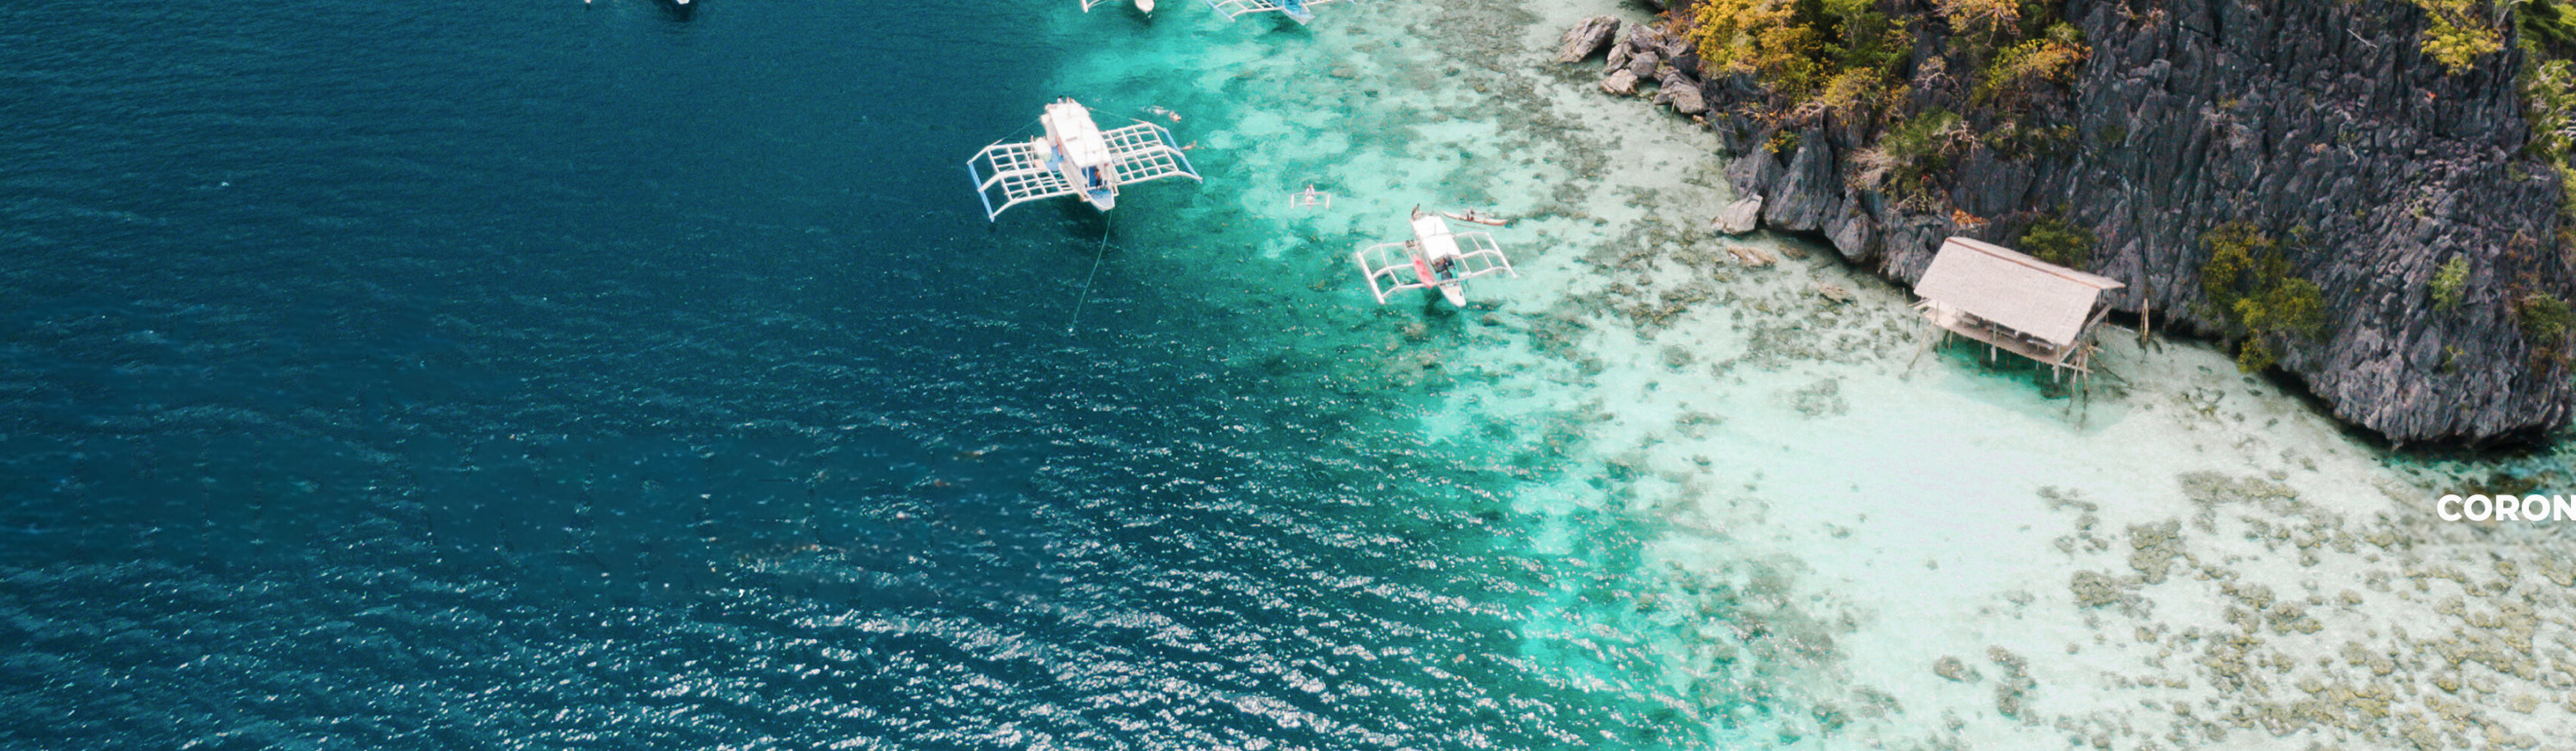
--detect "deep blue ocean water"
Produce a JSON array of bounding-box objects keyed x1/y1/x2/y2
[{"x1": 0, "y1": 2, "x2": 1697, "y2": 748}]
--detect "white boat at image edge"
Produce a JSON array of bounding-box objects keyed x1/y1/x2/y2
[
  {"x1": 1078, "y1": 0, "x2": 1155, "y2": 13},
  {"x1": 966, "y1": 97, "x2": 1201, "y2": 221},
  {"x1": 1206, "y1": 0, "x2": 1352, "y2": 24}
]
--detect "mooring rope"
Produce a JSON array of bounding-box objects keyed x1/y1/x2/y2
[{"x1": 1066, "y1": 215, "x2": 1112, "y2": 335}]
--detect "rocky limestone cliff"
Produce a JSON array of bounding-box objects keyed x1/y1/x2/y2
[{"x1": 1664, "y1": 0, "x2": 2576, "y2": 444}]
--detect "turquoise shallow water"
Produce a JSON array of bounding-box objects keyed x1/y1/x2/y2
[{"x1": 0, "y1": 1, "x2": 1722, "y2": 748}]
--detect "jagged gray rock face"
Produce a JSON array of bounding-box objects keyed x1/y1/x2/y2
[
  {"x1": 1664, "y1": 79, "x2": 1708, "y2": 115},
  {"x1": 1714, "y1": 197, "x2": 1764, "y2": 234},
  {"x1": 1602, "y1": 69, "x2": 1639, "y2": 96},
  {"x1": 1614, "y1": 22, "x2": 1684, "y2": 76},
  {"x1": 1700, "y1": 0, "x2": 2576, "y2": 443},
  {"x1": 1555, "y1": 16, "x2": 1619, "y2": 64},
  {"x1": 1658, "y1": 66, "x2": 1707, "y2": 115},
  {"x1": 1626, "y1": 49, "x2": 1662, "y2": 80},
  {"x1": 1589, "y1": 21, "x2": 1710, "y2": 116}
]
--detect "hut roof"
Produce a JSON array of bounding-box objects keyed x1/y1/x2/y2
[{"x1": 1913, "y1": 237, "x2": 2124, "y2": 348}]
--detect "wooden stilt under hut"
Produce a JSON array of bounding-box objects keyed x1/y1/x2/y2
[{"x1": 1911, "y1": 237, "x2": 2125, "y2": 382}]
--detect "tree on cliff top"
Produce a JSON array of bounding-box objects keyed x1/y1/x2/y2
[
  {"x1": 1934, "y1": 0, "x2": 2019, "y2": 35},
  {"x1": 2409, "y1": 0, "x2": 2504, "y2": 74},
  {"x1": 1686, "y1": 0, "x2": 1909, "y2": 105}
]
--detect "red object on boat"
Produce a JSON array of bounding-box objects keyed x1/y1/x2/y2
[{"x1": 1412, "y1": 255, "x2": 1437, "y2": 287}]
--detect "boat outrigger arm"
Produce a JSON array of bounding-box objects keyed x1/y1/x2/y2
[
  {"x1": 1354, "y1": 208, "x2": 1516, "y2": 306},
  {"x1": 1204, "y1": 0, "x2": 1351, "y2": 24},
  {"x1": 966, "y1": 97, "x2": 1201, "y2": 221}
]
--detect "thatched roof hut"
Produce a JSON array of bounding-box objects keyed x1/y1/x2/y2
[{"x1": 1912, "y1": 237, "x2": 2124, "y2": 377}]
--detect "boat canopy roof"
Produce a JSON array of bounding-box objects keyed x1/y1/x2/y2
[
  {"x1": 1042, "y1": 100, "x2": 1114, "y2": 168},
  {"x1": 1410, "y1": 212, "x2": 1461, "y2": 257}
]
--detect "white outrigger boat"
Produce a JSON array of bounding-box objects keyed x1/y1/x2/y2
[
  {"x1": 967, "y1": 97, "x2": 1201, "y2": 221},
  {"x1": 1079, "y1": 0, "x2": 1155, "y2": 13},
  {"x1": 1206, "y1": 0, "x2": 1351, "y2": 24},
  {"x1": 1355, "y1": 207, "x2": 1517, "y2": 306}
]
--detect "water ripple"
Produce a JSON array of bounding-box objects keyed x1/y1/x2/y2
[{"x1": 0, "y1": 1, "x2": 1697, "y2": 748}]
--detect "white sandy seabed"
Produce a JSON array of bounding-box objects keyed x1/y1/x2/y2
[{"x1": 1043, "y1": 2, "x2": 2576, "y2": 748}]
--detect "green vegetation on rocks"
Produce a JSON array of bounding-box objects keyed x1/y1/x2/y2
[
  {"x1": 2016, "y1": 213, "x2": 2094, "y2": 269},
  {"x1": 2524, "y1": 0, "x2": 2576, "y2": 43},
  {"x1": 1688, "y1": 0, "x2": 2083, "y2": 129},
  {"x1": 1652, "y1": 0, "x2": 2576, "y2": 440},
  {"x1": 2431, "y1": 256, "x2": 2470, "y2": 312},
  {"x1": 2407, "y1": 0, "x2": 2505, "y2": 75},
  {"x1": 1692, "y1": 0, "x2": 2090, "y2": 226},
  {"x1": 2520, "y1": 40, "x2": 2576, "y2": 219},
  {"x1": 2199, "y1": 222, "x2": 2325, "y2": 372},
  {"x1": 1687, "y1": 0, "x2": 1911, "y2": 105},
  {"x1": 2517, "y1": 292, "x2": 2572, "y2": 360},
  {"x1": 1853, "y1": 108, "x2": 1965, "y2": 209},
  {"x1": 1974, "y1": 22, "x2": 2086, "y2": 106}
]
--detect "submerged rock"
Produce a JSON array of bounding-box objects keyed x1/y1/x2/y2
[
  {"x1": 1712, "y1": 197, "x2": 1762, "y2": 234},
  {"x1": 1554, "y1": 16, "x2": 1619, "y2": 64},
  {"x1": 1601, "y1": 70, "x2": 1637, "y2": 96},
  {"x1": 2069, "y1": 570, "x2": 2122, "y2": 608},
  {"x1": 1724, "y1": 243, "x2": 1778, "y2": 267},
  {"x1": 1664, "y1": 77, "x2": 1706, "y2": 115},
  {"x1": 1620, "y1": 23, "x2": 1676, "y2": 58},
  {"x1": 1625, "y1": 50, "x2": 1660, "y2": 80}
]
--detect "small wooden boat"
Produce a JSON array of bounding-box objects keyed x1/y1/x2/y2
[
  {"x1": 1440, "y1": 209, "x2": 1509, "y2": 227},
  {"x1": 1205, "y1": 0, "x2": 1352, "y2": 25}
]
